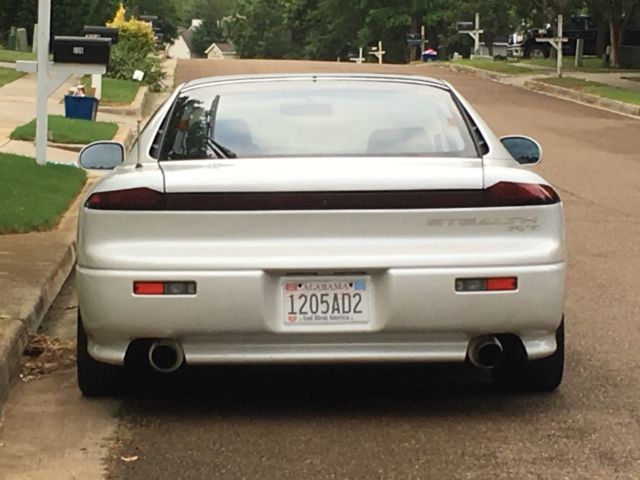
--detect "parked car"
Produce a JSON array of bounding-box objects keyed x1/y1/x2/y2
[
  {"x1": 508, "y1": 14, "x2": 640, "y2": 59},
  {"x1": 76, "y1": 74, "x2": 565, "y2": 396}
]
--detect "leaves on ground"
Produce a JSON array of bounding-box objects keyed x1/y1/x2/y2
[{"x1": 20, "y1": 334, "x2": 76, "y2": 381}]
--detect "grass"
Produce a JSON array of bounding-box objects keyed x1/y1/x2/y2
[
  {"x1": 0, "y1": 153, "x2": 86, "y2": 234},
  {"x1": 10, "y1": 115, "x2": 119, "y2": 144},
  {"x1": 0, "y1": 47, "x2": 36, "y2": 63},
  {"x1": 453, "y1": 59, "x2": 536, "y2": 75},
  {"x1": 540, "y1": 76, "x2": 640, "y2": 106},
  {"x1": 0, "y1": 66, "x2": 24, "y2": 87},
  {"x1": 521, "y1": 56, "x2": 639, "y2": 73},
  {"x1": 82, "y1": 76, "x2": 140, "y2": 105}
]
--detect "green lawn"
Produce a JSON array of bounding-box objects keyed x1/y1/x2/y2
[
  {"x1": 0, "y1": 67, "x2": 24, "y2": 87},
  {"x1": 0, "y1": 153, "x2": 86, "y2": 234},
  {"x1": 540, "y1": 77, "x2": 640, "y2": 106},
  {"x1": 453, "y1": 59, "x2": 535, "y2": 75},
  {"x1": 10, "y1": 115, "x2": 119, "y2": 144},
  {"x1": 82, "y1": 76, "x2": 140, "y2": 105},
  {"x1": 0, "y1": 47, "x2": 36, "y2": 63},
  {"x1": 521, "y1": 56, "x2": 639, "y2": 73}
]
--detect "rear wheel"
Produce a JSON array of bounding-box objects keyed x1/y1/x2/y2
[
  {"x1": 77, "y1": 313, "x2": 126, "y2": 397},
  {"x1": 492, "y1": 319, "x2": 564, "y2": 392},
  {"x1": 527, "y1": 46, "x2": 549, "y2": 59}
]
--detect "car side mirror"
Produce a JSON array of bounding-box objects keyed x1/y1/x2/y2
[
  {"x1": 500, "y1": 136, "x2": 542, "y2": 166},
  {"x1": 78, "y1": 141, "x2": 124, "y2": 170}
]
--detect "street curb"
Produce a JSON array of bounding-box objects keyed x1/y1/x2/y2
[
  {"x1": 99, "y1": 85, "x2": 149, "y2": 117},
  {"x1": 444, "y1": 63, "x2": 640, "y2": 119},
  {"x1": 0, "y1": 242, "x2": 76, "y2": 405},
  {"x1": 447, "y1": 63, "x2": 510, "y2": 83},
  {"x1": 0, "y1": 320, "x2": 28, "y2": 404},
  {"x1": 523, "y1": 79, "x2": 640, "y2": 117}
]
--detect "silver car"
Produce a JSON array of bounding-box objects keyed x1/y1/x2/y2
[{"x1": 76, "y1": 74, "x2": 565, "y2": 396}]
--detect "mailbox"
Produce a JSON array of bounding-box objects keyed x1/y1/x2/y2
[
  {"x1": 83, "y1": 26, "x2": 119, "y2": 45},
  {"x1": 53, "y1": 36, "x2": 111, "y2": 65},
  {"x1": 456, "y1": 21, "x2": 474, "y2": 31}
]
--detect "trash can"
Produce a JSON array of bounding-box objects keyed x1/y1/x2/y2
[
  {"x1": 64, "y1": 96, "x2": 99, "y2": 121},
  {"x1": 422, "y1": 49, "x2": 438, "y2": 62}
]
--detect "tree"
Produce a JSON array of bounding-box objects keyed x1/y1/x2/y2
[
  {"x1": 191, "y1": 18, "x2": 226, "y2": 56},
  {"x1": 587, "y1": 0, "x2": 640, "y2": 67}
]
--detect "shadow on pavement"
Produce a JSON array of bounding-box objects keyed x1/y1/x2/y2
[{"x1": 116, "y1": 362, "x2": 559, "y2": 419}]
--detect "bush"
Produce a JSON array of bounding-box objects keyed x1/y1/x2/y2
[{"x1": 105, "y1": 5, "x2": 165, "y2": 91}]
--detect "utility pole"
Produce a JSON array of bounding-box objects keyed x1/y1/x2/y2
[
  {"x1": 35, "y1": 0, "x2": 50, "y2": 166},
  {"x1": 421, "y1": 25, "x2": 426, "y2": 53}
]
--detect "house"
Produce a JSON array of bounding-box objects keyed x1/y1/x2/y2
[
  {"x1": 205, "y1": 42, "x2": 237, "y2": 60},
  {"x1": 167, "y1": 19, "x2": 202, "y2": 59}
]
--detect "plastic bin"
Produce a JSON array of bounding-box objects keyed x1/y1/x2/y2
[{"x1": 64, "y1": 96, "x2": 99, "y2": 121}]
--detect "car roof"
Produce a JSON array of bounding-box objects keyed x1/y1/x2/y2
[{"x1": 180, "y1": 73, "x2": 450, "y2": 94}]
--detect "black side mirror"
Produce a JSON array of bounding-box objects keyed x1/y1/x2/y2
[
  {"x1": 79, "y1": 141, "x2": 124, "y2": 170},
  {"x1": 500, "y1": 136, "x2": 543, "y2": 165}
]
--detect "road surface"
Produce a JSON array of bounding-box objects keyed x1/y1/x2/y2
[{"x1": 1, "y1": 59, "x2": 639, "y2": 480}]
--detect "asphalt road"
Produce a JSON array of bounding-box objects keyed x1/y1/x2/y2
[{"x1": 2, "y1": 59, "x2": 640, "y2": 480}]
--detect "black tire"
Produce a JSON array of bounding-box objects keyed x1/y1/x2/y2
[
  {"x1": 492, "y1": 319, "x2": 564, "y2": 393},
  {"x1": 527, "y1": 46, "x2": 549, "y2": 59},
  {"x1": 77, "y1": 313, "x2": 126, "y2": 397}
]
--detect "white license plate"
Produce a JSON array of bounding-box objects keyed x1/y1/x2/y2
[{"x1": 282, "y1": 277, "x2": 371, "y2": 326}]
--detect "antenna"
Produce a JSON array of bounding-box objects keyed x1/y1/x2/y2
[{"x1": 135, "y1": 120, "x2": 142, "y2": 169}]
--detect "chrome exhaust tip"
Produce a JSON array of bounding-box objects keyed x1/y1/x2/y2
[
  {"x1": 468, "y1": 336, "x2": 504, "y2": 369},
  {"x1": 148, "y1": 340, "x2": 184, "y2": 373}
]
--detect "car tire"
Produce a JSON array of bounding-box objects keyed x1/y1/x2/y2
[
  {"x1": 492, "y1": 318, "x2": 564, "y2": 392},
  {"x1": 527, "y1": 46, "x2": 548, "y2": 59},
  {"x1": 77, "y1": 313, "x2": 126, "y2": 397}
]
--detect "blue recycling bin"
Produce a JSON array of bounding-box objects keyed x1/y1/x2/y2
[{"x1": 64, "y1": 96, "x2": 99, "y2": 121}]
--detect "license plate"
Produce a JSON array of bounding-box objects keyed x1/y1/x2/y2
[{"x1": 282, "y1": 277, "x2": 371, "y2": 326}]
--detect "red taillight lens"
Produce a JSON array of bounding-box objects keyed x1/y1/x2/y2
[
  {"x1": 484, "y1": 182, "x2": 559, "y2": 207},
  {"x1": 486, "y1": 277, "x2": 518, "y2": 291},
  {"x1": 133, "y1": 282, "x2": 165, "y2": 295},
  {"x1": 85, "y1": 188, "x2": 164, "y2": 210}
]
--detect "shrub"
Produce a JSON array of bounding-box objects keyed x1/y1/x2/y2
[{"x1": 105, "y1": 5, "x2": 165, "y2": 91}]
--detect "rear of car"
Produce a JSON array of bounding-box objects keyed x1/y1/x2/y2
[{"x1": 76, "y1": 75, "x2": 565, "y2": 395}]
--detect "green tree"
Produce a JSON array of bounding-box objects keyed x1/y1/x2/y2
[
  {"x1": 191, "y1": 19, "x2": 226, "y2": 56},
  {"x1": 586, "y1": 0, "x2": 640, "y2": 67}
]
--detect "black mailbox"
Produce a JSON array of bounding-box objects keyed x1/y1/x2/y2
[
  {"x1": 83, "y1": 26, "x2": 119, "y2": 45},
  {"x1": 456, "y1": 21, "x2": 474, "y2": 31},
  {"x1": 53, "y1": 36, "x2": 111, "y2": 65}
]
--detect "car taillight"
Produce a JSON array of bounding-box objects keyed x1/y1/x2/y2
[
  {"x1": 84, "y1": 182, "x2": 559, "y2": 211},
  {"x1": 456, "y1": 277, "x2": 518, "y2": 292},
  {"x1": 85, "y1": 188, "x2": 164, "y2": 210},
  {"x1": 484, "y1": 182, "x2": 560, "y2": 207}
]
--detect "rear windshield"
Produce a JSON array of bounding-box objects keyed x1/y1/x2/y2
[{"x1": 159, "y1": 79, "x2": 478, "y2": 160}]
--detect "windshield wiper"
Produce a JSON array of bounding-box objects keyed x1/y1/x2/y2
[
  {"x1": 207, "y1": 138, "x2": 237, "y2": 159},
  {"x1": 207, "y1": 95, "x2": 237, "y2": 159}
]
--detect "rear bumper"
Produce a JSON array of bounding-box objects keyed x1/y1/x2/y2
[{"x1": 77, "y1": 262, "x2": 565, "y2": 365}]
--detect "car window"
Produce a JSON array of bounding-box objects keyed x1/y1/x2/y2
[{"x1": 159, "y1": 80, "x2": 478, "y2": 159}]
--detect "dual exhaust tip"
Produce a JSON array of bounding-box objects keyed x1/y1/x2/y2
[{"x1": 468, "y1": 335, "x2": 504, "y2": 369}]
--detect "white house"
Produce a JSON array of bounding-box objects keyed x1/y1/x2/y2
[
  {"x1": 167, "y1": 20, "x2": 201, "y2": 59},
  {"x1": 205, "y1": 42, "x2": 237, "y2": 60}
]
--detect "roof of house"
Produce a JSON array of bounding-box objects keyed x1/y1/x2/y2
[
  {"x1": 205, "y1": 42, "x2": 237, "y2": 54},
  {"x1": 180, "y1": 28, "x2": 194, "y2": 52}
]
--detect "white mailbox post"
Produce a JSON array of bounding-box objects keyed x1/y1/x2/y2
[
  {"x1": 536, "y1": 15, "x2": 568, "y2": 77},
  {"x1": 459, "y1": 13, "x2": 484, "y2": 56},
  {"x1": 15, "y1": 0, "x2": 108, "y2": 165}
]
